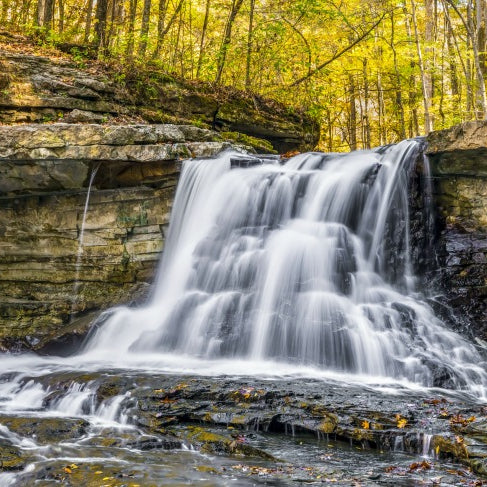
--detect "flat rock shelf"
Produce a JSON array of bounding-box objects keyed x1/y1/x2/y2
[{"x1": 0, "y1": 365, "x2": 487, "y2": 486}]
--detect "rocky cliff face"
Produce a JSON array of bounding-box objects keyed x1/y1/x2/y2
[
  {"x1": 0, "y1": 33, "x2": 319, "y2": 153},
  {"x1": 426, "y1": 122, "x2": 487, "y2": 339},
  {"x1": 0, "y1": 34, "x2": 320, "y2": 351},
  {"x1": 0, "y1": 123, "x2": 244, "y2": 350},
  {"x1": 2, "y1": 117, "x2": 486, "y2": 349}
]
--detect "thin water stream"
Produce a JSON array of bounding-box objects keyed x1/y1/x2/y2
[{"x1": 70, "y1": 163, "x2": 100, "y2": 321}]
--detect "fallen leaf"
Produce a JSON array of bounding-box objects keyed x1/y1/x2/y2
[
  {"x1": 409, "y1": 461, "x2": 431, "y2": 471},
  {"x1": 395, "y1": 415, "x2": 407, "y2": 429}
]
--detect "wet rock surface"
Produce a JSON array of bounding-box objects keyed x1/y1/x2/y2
[
  {"x1": 426, "y1": 122, "x2": 487, "y2": 337},
  {"x1": 1, "y1": 370, "x2": 487, "y2": 485},
  {"x1": 0, "y1": 441, "x2": 25, "y2": 471},
  {"x1": 0, "y1": 417, "x2": 88, "y2": 445}
]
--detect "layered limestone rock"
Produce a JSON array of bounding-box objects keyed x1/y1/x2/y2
[
  {"x1": 426, "y1": 121, "x2": 487, "y2": 338},
  {"x1": 0, "y1": 123, "x2": 242, "y2": 350},
  {"x1": 0, "y1": 36, "x2": 319, "y2": 152}
]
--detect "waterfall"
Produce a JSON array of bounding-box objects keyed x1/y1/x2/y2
[
  {"x1": 70, "y1": 164, "x2": 100, "y2": 320},
  {"x1": 83, "y1": 141, "x2": 487, "y2": 392}
]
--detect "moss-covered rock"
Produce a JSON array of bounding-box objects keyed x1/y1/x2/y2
[
  {"x1": 0, "y1": 417, "x2": 89, "y2": 445},
  {"x1": 0, "y1": 441, "x2": 26, "y2": 471},
  {"x1": 0, "y1": 39, "x2": 319, "y2": 152}
]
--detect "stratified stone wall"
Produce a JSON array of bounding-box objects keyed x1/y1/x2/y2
[
  {"x1": 0, "y1": 123, "x2": 241, "y2": 350},
  {"x1": 426, "y1": 122, "x2": 487, "y2": 338},
  {"x1": 0, "y1": 43, "x2": 319, "y2": 153}
]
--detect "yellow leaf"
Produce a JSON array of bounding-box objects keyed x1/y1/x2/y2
[
  {"x1": 397, "y1": 418, "x2": 408, "y2": 429},
  {"x1": 455, "y1": 435, "x2": 464, "y2": 444},
  {"x1": 63, "y1": 467, "x2": 72, "y2": 474},
  {"x1": 70, "y1": 464, "x2": 79, "y2": 469},
  {"x1": 361, "y1": 420, "x2": 370, "y2": 429},
  {"x1": 435, "y1": 445, "x2": 440, "y2": 455},
  {"x1": 468, "y1": 416, "x2": 476, "y2": 423},
  {"x1": 95, "y1": 471, "x2": 103, "y2": 474}
]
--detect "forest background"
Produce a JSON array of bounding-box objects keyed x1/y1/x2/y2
[{"x1": 1, "y1": 0, "x2": 485, "y2": 151}]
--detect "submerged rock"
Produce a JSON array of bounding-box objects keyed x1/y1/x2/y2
[
  {"x1": 0, "y1": 417, "x2": 88, "y2": 445},
  {"x1": 0, "y1": 440, "x2": 26, "y2": 471}
]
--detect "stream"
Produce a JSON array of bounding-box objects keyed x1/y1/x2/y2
[{"x1": 2, "y1": 144, "x2": 487, "y2": 484}]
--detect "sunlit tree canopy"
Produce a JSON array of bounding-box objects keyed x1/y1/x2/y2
[{"x1": 2, "y1": 0, "x2": 486, "y2": 150}]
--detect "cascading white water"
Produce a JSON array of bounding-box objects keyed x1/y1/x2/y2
[
  {"x1": 1, "y1": 142, "x2": 487, "y2": 486},
  {"x1": 82, "y1": 140, "x2": 487, "y2": 393}
]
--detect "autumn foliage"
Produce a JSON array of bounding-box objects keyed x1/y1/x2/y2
[{"x1": 1, "y1": 0, "x2": 487, "y2": 149}]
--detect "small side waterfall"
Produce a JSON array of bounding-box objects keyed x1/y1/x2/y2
[
  {"x1": 70, "y1": 164, "x2": 100, "y2": 320},
  {"x1": 83, "y1": 141, "x2": 487, "y2": 393}
]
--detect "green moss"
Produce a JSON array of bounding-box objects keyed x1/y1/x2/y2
[
  {"x1": 318, "y1": 418, "x2": 337, "y2": 434},
  {"x1": 0, "y1": 443, "x2": 25, "y2": 471},
  {"x1": 220, "y1": 131, "x2": 277, "y2": 153}
]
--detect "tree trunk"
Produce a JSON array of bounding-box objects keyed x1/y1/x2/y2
[
  {"x1": 107, "y1": 0, "x2": 122, "y2": 50},
  {"x1": 21, "y1": 0, "x2": 34, "y2": 25},
  {"x1": 377, "y1": 71, "x2": 385, "y2": 145},
  {"x1": 446, "y1": 20, "x2": 459, "y2": 95},
  {"x1": 58, "y1": 0, "x2": 64, "y2": 32},
  {"x1": 138, "y1": 0, "x2": 152, "y2": 57},
  {"x1": 153, "y1": 0, "x2": 168, "y2": 58},
  {"x1": 196, "y1": 0, "x2": 211, "y2": 77},
  {"x1": 410, "y1": 0, "x2": 433, "y2": 133},
  {"x1": 424, "y1": 0, "x2": 435, "y2": 104},
  {"x1": 476, "y1": 0, "x2": 487, "y2": 76},
  {"x1": 215, "y1": 0, "x2": 244, "y2": 84},
  {"x1": 349, "y1": 74, "x2": 357, "y2": 151},
  {"x1": 245, "y1": 0, "x2": 255, "y2": 90},
  {"x1": 441, "y1": 0, "x2": 470, "y2": 109},
  {"x1": 153, "y1": 0, "x2": 184, "y2": 59},
  {"x1": 445, "y1": 0, "x2": 487, "y2": 118},
  {"x1": 84, "y1": 0, "x2": 94, "y2": 43},
  {"x1": 362, "y1": 58, "x2": 371, "y2": 148},
  {"x1": 125, "y1": 0, "x2": 138, "y2": 58},
  {"x1": 467, "y1": 0, "x2": 487, "y2": 118},
  {"x1": 390, "y1": 11, "x2": 406, "y2": 140},
  {"x1": 94, "y1": 0, "x2": 109, "y2": 56},
  {"x1": 43, "y1": 0, "x2": 54, "y2": 29},
  {"x1": 36, "y1": 0, "x2": 45, "y2": 26},
  {"x1": 1, "y1": 0, "x2": 8, "y2": 25}
]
